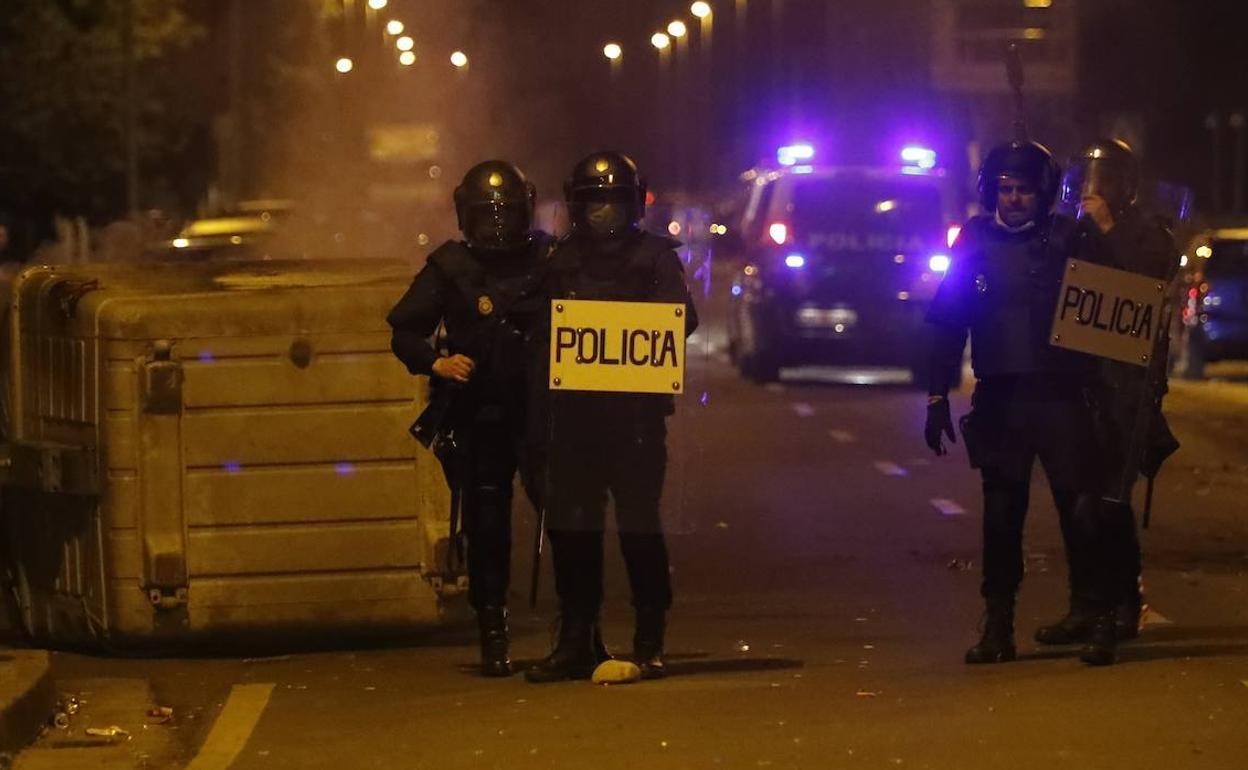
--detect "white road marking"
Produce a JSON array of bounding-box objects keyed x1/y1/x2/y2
[
  {"x1": 792, "y1": 402, "x2": 816, "y2": 417},
  {"x1": 873, "y1": 461, "x2": 908, "y2": 477},
  {"x1": 1141, "y1": 607, "x2": 1173, "y2": 627},
  {"x1": 185, "y1": 683, "x2": 275, "y2": 770},
  {"x1": 828, "y1": 429, "x2": 856, "y2": 444},
  {"x1": 930, "y1": 498, "x2": 967, "y2": 516}
]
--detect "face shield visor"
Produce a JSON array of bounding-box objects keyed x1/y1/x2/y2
[
  {"x1": 1061, "y1": 158, "x2": 1135, "y2": 213},
  {"x1": 463, "y1": 200, "x2": 531, "y2": 251},
  {"x1": 569, "y1": 186, "x2": 640, "y2": 238}
]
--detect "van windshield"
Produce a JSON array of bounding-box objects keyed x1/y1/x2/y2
[{"x1": 789, "y1": 178, "x2": 943, "y2": 253}]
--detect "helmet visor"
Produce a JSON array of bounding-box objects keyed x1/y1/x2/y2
[
  {"x1": 1062, "y1": 159, "x2": 1132, "y2": 209},
  {"x1": 464, "y1": 201, "x2": 530, "y2": 250}
]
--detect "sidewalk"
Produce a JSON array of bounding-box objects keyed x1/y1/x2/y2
[{"x1": 0, "y1": 649, "x2": 54, "y2": 759}]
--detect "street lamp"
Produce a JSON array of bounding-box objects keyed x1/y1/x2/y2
[
  {"x1": 691, "y1": 2, "x2": 712, "y2": 18},
  {"x1": 396, "y1": 35, "x2": 414, "y2": 52},
  {"x1": 399, "y1": 50, "x2": 416, "y2": 66},
  {"x1": 335, "y1": 57, "x2": 354, "y2": 74},
  {"x1": 603, "y1": 42, "x2": 623, "y2": 60},
  {"x1": 651, "y1": 32, "x2": 671, "y2": 49},
  {"x1": 450, "y1": 50, "x2": 469, "y2": 68},
  {"x1": 667, "y1": 20, "x2": 688, "y2": 37},
  {"x1": 367, "y1": 0, "x2": 388, "y2": 9},
  {"x1": 385, "y1": 19, "x2": 404, "y2": 36}
]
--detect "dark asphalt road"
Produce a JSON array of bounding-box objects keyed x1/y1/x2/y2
[{"x1": 26, "y1": 361, "x2": 1248, "y2": 770}]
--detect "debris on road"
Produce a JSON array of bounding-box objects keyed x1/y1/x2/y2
[
  {"x1": 735, "y1": 640, "x2": 751, "y2": 652},
  {"x1": 931, "y1": 498, "x2": 966, "y2": 516},
  {"x1": 85, "y1": 726, "x2": 131, "y2": 740},
  {"x1": 947, "y1": 558, "x2": 974, "y2": 571},
  {"x1": 856, "y1": 690, "x2": 878, "y2": 698},
  {"x1": 147, "y1": 707, "x2": 174, "y2": 725},
  {"x1": 592, "y1": 660, "x2": 641, "y2": 685}
]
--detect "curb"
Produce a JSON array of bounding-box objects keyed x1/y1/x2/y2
[{"x1": 0, "y1": 650, "x2": 55, "y2": 759}]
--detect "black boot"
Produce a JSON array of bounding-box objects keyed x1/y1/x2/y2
[
  {"x1": 1080, "y1": 612, "x2": 1118, "y2": 666},
  {"x1": 633, "y1": 607, "x2": 667, "y2": 679},
  {"x1": 525, "y1": 616, "x2": 597, "y2": 683},
  {"x1": 1114, "y1": 596, "x2": 1143, "y2": 641},
  {"x1": 1034, "y1": 602, "x2": 1098, "y2": 645},
  {"x1": 477, "y1": 606, "x2": 511, "y2": 678},
  {"x1": 965, "y1": 596, "x2": 1017, "y2": 664}
]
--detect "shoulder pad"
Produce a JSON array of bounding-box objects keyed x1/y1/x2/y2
[
  {"x1": 956, "y1": 215, "x2": 993, "y2": 246},
  {"x1": 426, "y1": 240, "x2": 474, "y2": 269}
]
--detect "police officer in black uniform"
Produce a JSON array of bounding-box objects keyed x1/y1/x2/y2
[
  {"x1": 924, "y1": 141, "x2": 1120, "y2": 666},
  {"x1": 1034, "y1": 139, "x2": 1180, "y2": 646},
  {"x1": 525, "y1": 152, "x2": 698, "y2": 683},
  {"x1": 387, "y1": 161, "x2": 551, "y2": 677}
]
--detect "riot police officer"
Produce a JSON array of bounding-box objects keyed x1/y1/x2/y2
[
  {"x1": 924, "y1": 141, "x2": 1120, "y2": 666},
  {"x1": 1034, "y1": 139, "x2": 1180, "y2": 646},
  {"x1": 387, "y1": 161, "x2": 551, "y2": 677},
  {"x1": 525, "y1": 152, "x2": 698, "y2": 683}
]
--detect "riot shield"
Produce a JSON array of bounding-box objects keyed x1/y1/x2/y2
[{"x1": 529, "y1": 209, "x2": 713, "y2": 609}]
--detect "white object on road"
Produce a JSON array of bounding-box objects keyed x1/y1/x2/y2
[
  {"x1": 873, "y1": 461, "x2": 908, "y2": 477},
  {"x1": 828, "y1": 429, "x2": 856, "y2": 443},
  {"x1": 930, "y1": 498, "x2": 967, "y2": 516}
]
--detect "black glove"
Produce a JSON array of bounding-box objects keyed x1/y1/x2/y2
[{"x1": 925, "y1": 398, "x2": 956, "y2": 456}]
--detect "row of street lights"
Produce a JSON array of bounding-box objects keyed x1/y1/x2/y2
[
  {"x1": 603, "y1": 1, "x2": 713, "y2": 61},
  {"x1": 334, "y1": 0, "x2": 468, "y2": 75}
]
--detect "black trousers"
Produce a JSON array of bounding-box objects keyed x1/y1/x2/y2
[
  {"x1": 545, "y1": 412, "x2": 672, "y2": 618},
  {"x1": 969, "y1": 377, "x2": 1115, "y2": 608},
  {"x1": 1091, "y1": 500, "x2": 1143, "y2": 606},
  {"x1": 1050, "y1": 379, "x2": 1149, "y2": 609},
  {"x1": 461, "y1": 416, "x2": 521, "y2": 611}
]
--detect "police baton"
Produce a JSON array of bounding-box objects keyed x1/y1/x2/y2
[{"x1": 529, "y1": 504, "x2": 545, "y2": 608}]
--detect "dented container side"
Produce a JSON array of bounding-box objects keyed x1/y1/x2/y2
[{"x1": 4, "y1": 261, "x2": 459, "y2": 645}]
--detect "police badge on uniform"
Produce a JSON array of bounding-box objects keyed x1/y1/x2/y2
[
  {"x1": 477, "y1": 295, "x2": 494, "y2": 316},
  {"x1": 974, "y1": 274, "x2": 989, "y2": 294}
]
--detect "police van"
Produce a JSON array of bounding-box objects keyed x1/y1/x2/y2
[{"x1": 727, "y1": 145, "x2": 960, "y2": 383}]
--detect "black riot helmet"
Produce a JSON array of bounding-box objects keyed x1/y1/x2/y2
[
  {"x1": 1061, "y1": 139, "x2": 1140, "y2": 215},
  {"x1": 977, "y1": 141, "x2": 1062, "y2": 214},
  {"x1": 453, "y1": 161, "x2": 536, "y2": 251},
  {"x1": 565, "y1": 151, "x2": 647, "y2": 239}
]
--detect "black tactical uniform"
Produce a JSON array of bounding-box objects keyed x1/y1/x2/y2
[
  {"x1": 387, "y1": 161, "x2": 550, "y2": 677},
  {"x1": 526, "y1": 152, "x2": 698, "y2": 683},
  {"x1": 924, "y1": 141, "x2": 1120, "y2": 666},
  {"x1": 1035, "y1": 140, "x2": 1181, "y2": 646}
]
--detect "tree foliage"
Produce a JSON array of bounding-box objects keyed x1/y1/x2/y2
[{"x1": 0, "y1": 0, "x2": 197, "y2": 223}]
